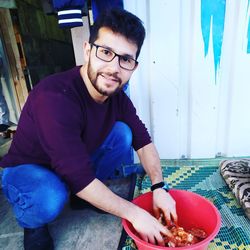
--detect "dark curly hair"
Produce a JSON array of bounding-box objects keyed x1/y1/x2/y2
[{"x1": 89, "y1": 8, "x2": 146, "y2": 59}]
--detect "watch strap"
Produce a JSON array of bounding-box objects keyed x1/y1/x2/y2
[{"x1": 150, "y1": 181, "x2": 169, "y2": 192}]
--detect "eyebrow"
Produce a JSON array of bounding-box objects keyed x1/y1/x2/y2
[{"x1": 99, "y1": 44, "x2": 135, "y2": 59}]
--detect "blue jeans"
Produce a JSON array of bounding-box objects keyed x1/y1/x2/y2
[{"x1": 1, "y1": 122, "x2": 132, "y2": 228}]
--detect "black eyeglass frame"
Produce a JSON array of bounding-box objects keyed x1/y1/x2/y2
[{"x1": 90, "y1": 43, "x2": 138, "y2": 71}]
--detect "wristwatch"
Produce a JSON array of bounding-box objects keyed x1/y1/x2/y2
[{"x1": 150, "y1": 181, "x2": 170, "y2": 192}]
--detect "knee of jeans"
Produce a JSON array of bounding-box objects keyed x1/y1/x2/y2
[
  {"x1": 40, "y1": 184, "x2": 68, "y2": 222},
  {"x1": 16, "y1": 186, "x2": 68, "y2": 228},
  {"x1": 113, "y1": 122, "x2": 132, "y2": 149},
  {"x1": 2, "y1": 165, "x2": 68, "y2": 226}
]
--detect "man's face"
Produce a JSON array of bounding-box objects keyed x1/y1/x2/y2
[{"x1": 84, "y1": 27, "x2": 138, "y2": 99}]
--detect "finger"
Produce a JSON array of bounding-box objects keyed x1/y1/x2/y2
[
  {"x1": 170, "y1": 210, "x2": 178, "y2": 224},
  {"x1": 160, "y1": 224, "x2": 172, "y2": 238},
  {"x1": 139, "y1": 234, "x2": 148, "y2": 243},
  {"x1": 153, "y1": 206, "x2": 161, "y2": 219},
  {"x1": 163, "y1": 210, "x2": 171, "y2": 226},
  {"x1": 154, "y1": 231, "x2": 165, "y2": 246},
  {"x1": 148, "y1": 235, "x2": 156, "y2": 245}
]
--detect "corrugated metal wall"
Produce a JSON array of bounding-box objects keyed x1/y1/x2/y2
[{"x1": 124, "y1": 0, "x2": 250, "y2": 159}]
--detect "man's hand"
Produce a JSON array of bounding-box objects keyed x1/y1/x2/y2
[
  {"x1": 131, "y1": 206, "x2": 172, "y2": 246},
  {"x1": 76, "y1": 178, "x2": 175, "y2": 246},
  {"x1": 152, "y1": 188, "x2": 177, "y2": 225}
]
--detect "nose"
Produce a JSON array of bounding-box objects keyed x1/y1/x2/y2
[{"x1": 108, "y1": 55, "x2": 121, "y2": 72}]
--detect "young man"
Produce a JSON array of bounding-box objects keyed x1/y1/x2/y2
[{"x1": 0, "y1": 8, "x2": 177, "y2": 250}]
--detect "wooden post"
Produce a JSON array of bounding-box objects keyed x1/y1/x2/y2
[{"x1": 0, "y1": 9, "x2": 28, "y2": 114}]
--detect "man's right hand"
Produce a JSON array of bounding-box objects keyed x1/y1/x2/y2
[
  {"x1": 76, "y1": 179, "x2": 172, "y2": 246},
  {"x1": 130, "y1": 207, "x2": 172, "y2": 246}
]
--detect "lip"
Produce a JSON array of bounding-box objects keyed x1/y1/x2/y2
[
  {"x1": 100, "y1": 73, "x2": 118, "y2": 82},
  {"x1": 99, "y1": 74, "x2": 121, "y2": 87}
]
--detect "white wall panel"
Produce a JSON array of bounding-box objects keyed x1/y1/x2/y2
[
  {"x1": 125, "y1": 0, "x2": 250, "y2": 159},
  {"x1": 149, "y1": 1, "x2": 181, "y2": 158}
]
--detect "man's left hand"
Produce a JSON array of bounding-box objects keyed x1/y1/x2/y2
[{"x1": 152, "y1": 188, "x2": 177, "y2": 226}]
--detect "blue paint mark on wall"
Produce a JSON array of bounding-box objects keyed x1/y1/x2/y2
[
  {"x1": 248, "y1": 0, "x2": 250, "y2": 53},
  {"x1": 201, "y1": 0, "x2": 226, "y2": 78},
  {"x1": 248, "y1": 18, "x2": 250, "y2": 53}
]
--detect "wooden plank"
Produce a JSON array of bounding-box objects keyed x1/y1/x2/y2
[{"x1": 0, "y1": 9, "x2": 28, "y2": 112}]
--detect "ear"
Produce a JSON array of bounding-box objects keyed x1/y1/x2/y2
[
  {"x1": 83, "y1": 41, "x2": 91, "y2": 62},
  {"x1": 133, "y1": 62, "x2": 139, "y2": 71}
]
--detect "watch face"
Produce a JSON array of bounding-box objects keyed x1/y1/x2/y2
[{"x1": 163, "y1": 183, "x2": 169, "y2": 191}]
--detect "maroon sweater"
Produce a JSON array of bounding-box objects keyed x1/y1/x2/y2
[{"x1": 0, "y1": 67, "x2": 151, "y2": 193}]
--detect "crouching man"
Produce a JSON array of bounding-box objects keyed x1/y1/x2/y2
[{"x1": 1, "y1": 8, "x2": 177, "y2": 250}]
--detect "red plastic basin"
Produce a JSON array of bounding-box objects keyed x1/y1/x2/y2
[{"x1": 122, "y1": 189, "x2": 221, "y2": 250}]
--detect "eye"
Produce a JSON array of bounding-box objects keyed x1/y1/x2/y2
[
  {"x1": 100, "y1": 48, "x2": 112, "y2": 56},
  {"x1": 121, "y1": 56, "x2": 132, "y2": 63}
]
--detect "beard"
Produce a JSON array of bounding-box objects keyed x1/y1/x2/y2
[{"x1": 87, "y1": 61, "x2": 123, "y2": 97}]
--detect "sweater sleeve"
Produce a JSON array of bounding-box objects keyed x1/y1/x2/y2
[
  {"x1": 31, "y1": 87, "x2": 95, "y2": 194},
  {"x1": 119, "y1": 93, "x2": 152, "y2": 151},
  {"x1": 52, "y1": 0, "x2": 86, "y2": 28}
]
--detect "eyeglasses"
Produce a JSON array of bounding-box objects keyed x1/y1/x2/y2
[{"x1": 91, "y1": 43, "x2": 138, "y2": 71}]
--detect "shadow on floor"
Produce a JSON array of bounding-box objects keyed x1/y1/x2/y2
[{"x1": 0, "y1": 177, "x2": 132, "y2": 250}]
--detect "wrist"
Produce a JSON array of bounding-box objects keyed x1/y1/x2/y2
[
  {"x1": 151, "y1": 181, "x2": 170, "y2": 192},
  {"x1": 127, "y1": 204, "x2": 144, "y2": 224}
]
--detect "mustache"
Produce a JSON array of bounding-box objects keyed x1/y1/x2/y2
[{"x1": 97, "y1": 72, "x2": 122, "y2": 85}]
